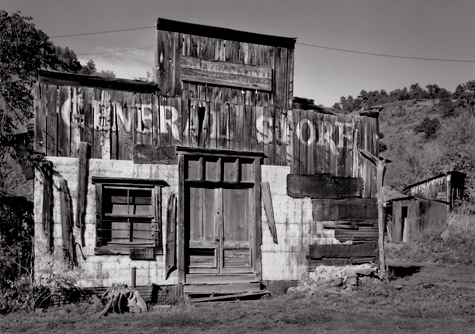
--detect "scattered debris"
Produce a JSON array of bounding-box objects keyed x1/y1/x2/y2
[
  {"x1": 99, "y1": 284, "x2": 147, "y2": 316},
  {"x1": 441, "y1": 229, "x2": 450, "y2": 242}
]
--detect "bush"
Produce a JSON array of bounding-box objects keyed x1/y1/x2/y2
[{"x1": 414, "y1": 117, "x2": 441, "y2": 139}]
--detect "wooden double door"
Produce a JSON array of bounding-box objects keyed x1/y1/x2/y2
[{"x1": 184, "y1": 155, "x2": 258, "y2": 276}]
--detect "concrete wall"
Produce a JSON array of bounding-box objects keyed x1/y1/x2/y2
[
  {"x1": 34, "y1": 160, "x2": 327, "y2": 286},
  {"x1": 34, "y1": 157, "x2": 179, "y2": 287},
  {"x1": 261, "y1": 166, "x2": 313, "y2": 281}
]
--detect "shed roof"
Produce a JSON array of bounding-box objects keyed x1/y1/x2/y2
[
  {"x1": 403, "y1": 171, "x2": 466, "y2": 192},
  {"x1": 156, "y1": 18, "x2": 296, "y2": 49}
]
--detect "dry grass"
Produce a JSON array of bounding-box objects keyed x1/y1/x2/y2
[{"x1": 2, "y1": 269, "x2": 475, "y2": 334}]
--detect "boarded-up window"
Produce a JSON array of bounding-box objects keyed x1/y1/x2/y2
[{"x1": 92, "y1": 177, "x2": 167, "y2": 256}]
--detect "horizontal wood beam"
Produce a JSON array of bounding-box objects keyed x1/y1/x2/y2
[
  {"x1": 133, "y1": 144, "x2": 177, "y2": 164},
  {"x1": 287, "y1": 174, "x2": 363, "y2": 199},
  {"x1": 157, "y1": 18, "x2": 296, "y2": 49},
  {"x1": 181, "y1": 56, "x2": 272, "y2": 91},
  {"x1": 312, "y1": 198, "x2": 378, "y2": 221},
  {"x1": 175, "y1": 145, "x2": 266, "y2": 159},
  {"x1": 91, "y1": 176, "x2": 169, "y2": 187},
  {"x1": 308, "y1": 243, "x2": 378, "y2": 259},
  {"x1": 38, "y1": 70, "x2": 160, "y2": 94}
]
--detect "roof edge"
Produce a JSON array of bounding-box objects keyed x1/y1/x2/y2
[
  {"x1": 156, "y1": 18, "x2": 296, "y2": 49},
  {"x1": 38, "y1": 70, "x2": 160, "y2": 94}
]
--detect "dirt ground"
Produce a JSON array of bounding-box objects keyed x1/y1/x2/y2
[{"x1": 1, "y1": 261, "x2": 474, "y2": 334}]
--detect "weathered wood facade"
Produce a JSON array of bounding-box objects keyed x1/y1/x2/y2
[{"x1": 33, "y1": 19, "x2": 380, "y2": 297}]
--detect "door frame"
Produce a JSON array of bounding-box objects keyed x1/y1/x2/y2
[{"x1": 176, "y1": 146, "x2": 265, "y2": 284}]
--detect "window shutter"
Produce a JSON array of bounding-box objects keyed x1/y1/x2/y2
[{"x1": 95, "y1": 184, "x2": 103, "y2": 247}]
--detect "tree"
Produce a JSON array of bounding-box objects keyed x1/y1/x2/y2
[
  {"x1": 425, "y1": 84, "x2": 440, "y2": 99},
  {"x1": 79, "y1": 59, "x2": 97, "y2": 75},
  {"x1": 0, "y1": 11, "x2": 83, "y2": 186}
]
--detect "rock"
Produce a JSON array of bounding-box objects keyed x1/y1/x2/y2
[
  {"x1": 441, "y1": 230, "x2": 450, "y2": 242},
  {"x1": 346, "y1": 277, "x2": 358, "y2": 287},
  {"x1": 345, "y1": 268, "x2": 357, "y2": 278}
]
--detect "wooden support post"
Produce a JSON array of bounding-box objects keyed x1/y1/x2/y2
[{"x1": 359, "y1": 149, "x2": 390, "y2": 281}]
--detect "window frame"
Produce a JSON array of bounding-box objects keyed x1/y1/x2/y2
[{"x1": 92, "y1": 177, "x2": 168, "y2": 256}]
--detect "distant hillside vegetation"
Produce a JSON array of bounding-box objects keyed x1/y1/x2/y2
[{"x1": 333, "y1": 81, "x2": 475, "y2": 205}]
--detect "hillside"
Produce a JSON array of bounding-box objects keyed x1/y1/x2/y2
[{"x1": 377, "y1": 99, "x2": 448, "y2": 189}]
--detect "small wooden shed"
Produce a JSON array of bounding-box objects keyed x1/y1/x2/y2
[{"x1": 386, "y1": 196, "x2": 448, "y2": 243}]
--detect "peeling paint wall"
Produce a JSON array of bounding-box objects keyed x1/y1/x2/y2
[{"x1": 34, "y1": 157, "x2": 179, "y2": 287}]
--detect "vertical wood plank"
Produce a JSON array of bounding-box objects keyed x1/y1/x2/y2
[
  {"x1": 189, "y1": 99, "x2": 199, "y2": 147},
  {"x1": 173, "y1": 32, "x2": 183, "y2": 97},
  {"x1": 243, "y1": 105, "x2": 252, "y2": 151},
  {"x1": 345, "y1": 114, "x2": 354, "y2": 177},
  {"x1": 306, "y1": 110, "x2": 315, "y2": 174},
  {"x1": 235, "y1": 104, "x2": 244, "y2": 151},
  {"x1": 34, "y1": 84, "x2": 46, "y2": 153},
  {"x1": 228, "y1": 103, "x2": 237, "y2": 150},
  {"x1": 181, "y1": 97, "x2": 190, "y2": 147},
  {"x1": 82, "y1": 87, "x2": 94, "y2": 149},
  {"x1": 109, "y1": 90, "x2": 119, "y2": 159},
  {"x1": 285, "y1": 109, "x2": 293, "y2": 167},
  {"x1": 287, "y1": 49, "x2": 294, "y2": 110},
  {"x1": 117, "y1": 91, "x2": 134, "y2": 160},
  {"x1": 92, "y1": 89, "x2": 102, "y2": 159},
  {"x1": 141, "y1": 94, "x2": 153, "y2": 146},
  {"x1": 291, "y1": 109, "x2": 300, "y2": 174},
  {"x1": 58, "y1": 86, "x2": 71, "y2": 157},
  {"x1": 100, "y1": 90, "x2": 111, "y2": 159},
  {"x1": 169, "y1": 97, "x2": 182, "y2": 146},
  {"x1": 133, "y1": 93, "x2": 142, "y2": 146},
  {"x1": 157, "y1": 30, "x2": 169, "y2": 96},
  {"x1": 70, "y1": 86, "x2": 80, "y2": 157},
  {"x1": 152, "y1": 94, "x2": 160, "y2": 146},
  {"x1": 255, "y1": 106, "x2": 264, "y2": 155}
]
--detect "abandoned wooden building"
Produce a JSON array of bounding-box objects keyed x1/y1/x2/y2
[{"x1": 32, "y1": 19, "x2": 380, "y2": 301}]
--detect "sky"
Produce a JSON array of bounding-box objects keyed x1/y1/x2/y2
[{"x1": 3, "y1": 0, "x2": 475, "y2": 106}]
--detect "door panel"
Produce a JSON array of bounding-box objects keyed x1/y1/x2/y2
[
  {"x1": 187, "y1": 186, "x2": 219, "y2": 274},
  {"x1": 221, "y1": 187, "x2": 252, "y2": 273}
]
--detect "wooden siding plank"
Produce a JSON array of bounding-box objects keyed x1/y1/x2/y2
[
  {"x1": 133, "y1": 144, "x2": 177, "y2": 164},
  {"x1": 156, "y1": 30, "x2": 169, "y2": 95},
  {"x1": 117, "y1": 91, "x2": 134, "y2": 160},
  {"x1": 228, "y1": 103, "x2": 237, "y2": 150},
  {"x1": 76, "y1": 142, "x2": 89, "y2": 229},
  {"x1": 235, "y1": 104, "x2": 244, "y2": 151},
  {"x1": 262, "y1": 182, "x2": 277, "y2": 244},
  {"x1": 312, "y1": 198, "x2": 378, "y2": 221},
  {"x1": 141, "y1": 94, "x2": 153, "y2": 146},
  {"x1": 44, "y1": 85, "x2": 60, "y2": 156},
  {"x1": 308, "y1": 243, "x2": 378, "y2": 259},
  {"x1": 34, "y1": 84, "x2": 46, "y2": 153},
  {"x1": 58, "y1": 86, "x2": 71, "y2": 157},
  {"x1": 109, "y1": 90, "x2": 119, "y2": 159},
  {"x1": 166, "y1": 193, "x2": 177, "y2": 279},
  {"x1": 92, "y1": 89, "x2": 102, "y2": 159},
  {"x1": 70, "y1": 86, "x2": 80, "y2": 157},
  {"x1": 291, "y1": 109, "x2": 300, "y2": 174},
  {"x1": 181, "y1": 56, "x2": 272, "y2": 92},
  {"x1": 83, "y1": 87, "x2": 94, "y2": 150},
  {"x1": 181, "y1": 97, "x2": 190, "y2": 146},
  {"x1": 287, "y1": 174, "x2": 364, "y2": 199}
]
